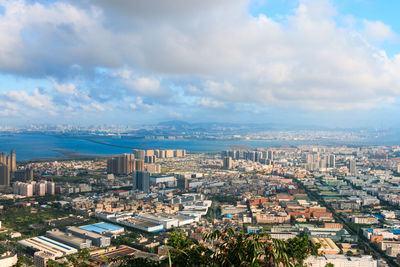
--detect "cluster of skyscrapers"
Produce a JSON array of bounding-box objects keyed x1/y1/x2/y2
[
  {"x1": 0, "y1": 150, "x2": 16, "y2": 187},
  {"x1": 306, "y1": 152, "x2": 336, "y2": 171},
  {"x1": 221, "y1": 150, "x2": 276, "y2": 169},
  {"x1": 107, "y1": 149, "x2": 186, "y2": 175},
  {"x1": 133, "y1": 149, "x2": 185, "y2": 159},
  {"x1": 222, "y1": 150, "x2": 275, "y2": 162}
]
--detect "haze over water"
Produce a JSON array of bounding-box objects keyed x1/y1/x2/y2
[{"x1": 1, "y1": 133, "x2": 399, "y2": 161}]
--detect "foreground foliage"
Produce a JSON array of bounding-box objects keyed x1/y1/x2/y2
[
  {"x1": 114, "y1": 228, "x2": 320, "y2": 267},
  {"x1": 42, "y1": 228, "x2": 320, "y2": 267}
]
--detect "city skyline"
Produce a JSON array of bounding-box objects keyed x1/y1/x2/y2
[{"x1": 0, "y1": 0, "x2": 399, "y2": 128}]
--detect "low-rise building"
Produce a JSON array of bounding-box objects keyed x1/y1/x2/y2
[
  {"x1": 0, "y1": 252, "x2": 18, "y2": 267},
  {"x1": 311, "y1": 237, "x2": 340, "y2": 255},
  {"x1": 305, "y1": 255, "x2": 377, "y2": 267}
]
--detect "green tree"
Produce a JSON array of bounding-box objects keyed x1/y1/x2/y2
[
  {"x1": 46, "y1": 259, "x2": 69, "y2": 267},
  {"x1": 167, "y1": 229, "x2": 193, "y2": 250},
  {"x1": 346, "y1": 250, "x2": 353, "y2": 256},
  {"x1": 113, "y1": 228, "x2": 321, "y2": 267},
  {"x1": 65, "y1": 249, "x2": 91, "y2": 267}
]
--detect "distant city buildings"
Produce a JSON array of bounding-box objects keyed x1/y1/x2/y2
[{"x1": 133, "y1": 149, "x2": 186, "y2": 159}]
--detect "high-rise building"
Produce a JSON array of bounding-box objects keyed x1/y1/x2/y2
[
  {"x1": 34, "y1": 182, "x2": 46, "y2": 196},
  {"x1": 0, "y1": 163, "x2": 10, "y2": 187},
  {"x1": 228, "y1": 150, "x2": 236, "y2": 160},
  {"x1": 174, "y1": 149, "x2": 185, "y2": 157},
  {"x1": 14, "y1": 168, "x2": 34, "y2": 181},
  {"x1": 329, "y1": 154, "x2": 336, "y2": 168},
  {"x1": 145, "y1": 155, "x2": 156, "y2": 164},
  {"x1": 223, "y1": 157, "x2": 233, "y2": 169},
  {"x1": 0, "y1": 152, "x2": 6, "y2": 165},
  {"x1": 158, "y1": 150, "x2": 166, "y2": 158},
  {"x1": 13, "y1": 182, "x2": 33, "y2": 197},
  {"x1": 8, "y1": 149, "x2": 16, "y2": 173},
  {"x1": 133, "y1": 171, "x2": 150, "y2": 192},
  {"x1": 249, "y1": 151, "x2": 256, "y2": 161},
  {"x1": 267, "y1": 150, "x2": 274, "y2": 161},
  {"x1": 14, "y1": 181, "x2": 54, "y2": 196},
  {"x1": 145, "y1": 150, "x2": 154, "y2": 157},
  {"x1": 255, "y1": 151, "x2": 262, "y2": 162},
  {"x1": 320, "y1": 156, "x2": 328, "y2": 169},
  {"x1": 135, "y1": 160, "x2": 145, "y2": 171},
  {"x1": 164, "y1": 150, "x2": 173, "y2": 158},
  {"x1": 46, "y1": 181, "x2": 55, "y2": 195},
  {"x1": 306, "y1": 153, "x2": 314, "y2": 171},
  {"x1": 133, "y1": 150, "x2": 145, "y2": 160},
  {"x1": 177, "y1": 175, "x2": 189, "y2": 190},
  {"x1": 349, "y1": 160, "x2": 356, "y2": 175},
  {"x1": 145, "y1": 164, "x2": 161, "y2": 174},
  {"x1": 107, "y1": 154, "x2": 135, "y2": 175}
]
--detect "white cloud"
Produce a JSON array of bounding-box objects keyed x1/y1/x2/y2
[
  {"x1": 52, "y1": 79, "x2": 78, "y2": 95},
  {"x1": 168, "y1": 110, "x2": 183, "y2": 119},
  {"x1": 0, "y1": 79, "x2": 109, "y2": 119},
  {"x1": 0, "y1": 88, "x2": 58, "y2": 116},
  {"x1": 363, "y1": 19, "x2": 395, "y2": 41},
  {"x1": 0, "y1": 0, "x2": 399, "y2": 116},
  {"x1": 112, "y1": 68, "x2": 167, "y2": 97},
  {"x1": 129, "y1": 97, "x2": 152, "y2": 111},
  {"x1": 197, "y1": 97, "x2": 226, "y2": 109}
]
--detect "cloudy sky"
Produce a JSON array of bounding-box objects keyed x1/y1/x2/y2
[{"x1": 0, "y1": 0, "x2": 399, "y2": 128}]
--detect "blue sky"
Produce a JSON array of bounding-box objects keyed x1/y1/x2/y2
[{"x1": 0, "y1": 0, "x2": 399, "y2": 128}]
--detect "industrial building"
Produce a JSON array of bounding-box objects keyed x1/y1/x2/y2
[
  {"x1": 150, "y1": 175, "x2": 176, "y2": 187},
  {"x1": 18, "y1": 236, "x2": 78, "y2": 257},
  {"x1": 66, "y1": 226, "x2": 111, "y2": 248},
  {"x1": 45, "y1": 229, "x2": 92, "y2": 249},
  {"x1": 80, "y1": 222, "x2": 124, "y2": 235},
  {"x1": 117, "y1": 216, "x2": 164, "y2": 232},
  {"x1": 136, "y1": 213, "x2": 198, "y2": 229},
  {"x1": 94, "y1": 211, "x2": 199, "y2": 233}
]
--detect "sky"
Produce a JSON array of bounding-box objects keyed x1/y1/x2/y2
[{"x1": 0, "y1": 0, "x2": 399, "y2": 128}]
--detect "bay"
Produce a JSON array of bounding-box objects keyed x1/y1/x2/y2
[{"x1": 0, "y1": 133, "x2": 399, "y2": 161}]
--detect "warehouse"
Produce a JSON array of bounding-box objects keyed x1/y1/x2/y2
[
  {"x1": 45, "y1": 229, "x2": 92, "y2": 250},
  {"x1": 80, "y1": 222, "x2": 124, "y2": 235},
  {"x1": 137, "y1": 213, "x2": 179, "y2": 229},
  {"x1": 118, "y1": 216, "x2": 164, "y2": 233},
  {"x1": 66, "y1": 226, "x2": 111, "y2": 248},
  {"x1": 18, "y1": 236, "x2": 78, "y2": 257}
]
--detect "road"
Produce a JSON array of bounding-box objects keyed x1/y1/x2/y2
[{"x1": 295, "y1": 178, "x2": 398, "y2": 267}]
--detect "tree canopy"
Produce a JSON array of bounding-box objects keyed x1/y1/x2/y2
[{"x1": 113, "y1": 228, "x2": 321, "y2": 267}]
